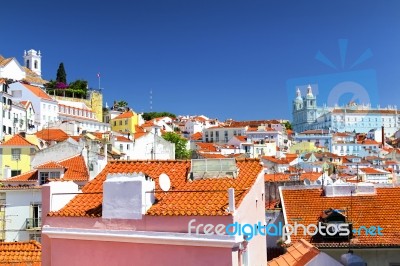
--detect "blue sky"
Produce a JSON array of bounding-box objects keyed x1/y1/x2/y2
[{"x1": 2, "y1": 1, "x2": 400, "y2": 121}]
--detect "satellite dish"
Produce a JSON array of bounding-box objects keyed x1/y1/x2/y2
[
  {"x1": 159, "y1": 173, "x2": 171, "y2": 192},
  {"x1": 303, "y1": 178, "x2": 311, "y2": 186}
]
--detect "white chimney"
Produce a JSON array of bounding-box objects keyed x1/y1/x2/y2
[
  {"x1": 102, "y1": 172, "x2": 155, "y2": 220},
  {"x1": 228, "y1": 188, "x2": 235, "y2": 214},
  {"x1": 3, "y1": 166, "x2": 11, "y2": 179}
]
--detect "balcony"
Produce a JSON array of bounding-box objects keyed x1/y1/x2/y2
[{"x1": 26, "y1": 218, "x2": 42, "y2": 230}]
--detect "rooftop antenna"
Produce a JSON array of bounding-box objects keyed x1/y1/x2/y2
[
  {"x1": 150, "y1": 89, "x2": 153, "y2": 111},
  {"x1": 159, "y1": 173, "x2": 171, "y2": 192}
]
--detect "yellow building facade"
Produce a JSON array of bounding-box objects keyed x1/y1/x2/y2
[
  {"x1": 289, "y1": 141, "x2": 324, "y2": 155},
  {"x1": 0, "y1": 134, "x2": 38, "y2": 179},
  {"x1": 110, "y1": 111, "x2": 140, "y2": 134}
]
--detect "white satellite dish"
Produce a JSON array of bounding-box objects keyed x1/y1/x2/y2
[
  {"x1": 303, "y1": 178, "x2": 311, "y2": 186},
  {"x1": 159, "y1": 173, "x2": 171, "y2": 192}
]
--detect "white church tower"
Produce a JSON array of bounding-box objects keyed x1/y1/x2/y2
[{"x1": 23, "y1": 49, "x2": 42, "y2": 77}]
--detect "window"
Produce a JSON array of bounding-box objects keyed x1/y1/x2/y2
[
  {"x1": 127, "y1": 144, "x2": 130, "y2": 150},
  {"x1": 125, "y1": 119, "x2": 128, "y2": 125},
  {"x1": 30, "y1": 204, "x2": 41, "y2": 228},
  {"x1": 34, "y1": 60, "x2": 38, "y2": 69},
  {"x1": 39, "y1": 171, "x2": 60, "y2": 184},
  {"x1": 114, "y1": 121, "x2": 116, "y2": 126},
  {"x1": 119, "y1": 144, "x2": 123, "y2": 151},
  {"x1": 39, "y1": 172, "x2": 49, "y2": 184},
  {"x1": 119, "y1": 120, "x2": 122, "y2": 126},
  {"x1": 11, "y1": 148, "x2": 21, "y2": 160},
  {"x1": 11, "y1": 170, "x2": 21, "y2": 177}
]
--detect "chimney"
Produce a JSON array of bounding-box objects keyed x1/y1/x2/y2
[
  {"x1": 228, "y1": 188, "x2": 235, "y2": 214},
  {"x1": 102, "y1": 172, "x2": 155, "y2": 220},
  {"x1": 3, "y1": 166, "x2": 11, "y2": 179}
]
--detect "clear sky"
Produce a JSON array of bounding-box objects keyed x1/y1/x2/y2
[{"x1": 2, "y1": 1, "x2": 400, "y2": 121}]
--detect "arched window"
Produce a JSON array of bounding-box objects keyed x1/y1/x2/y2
[
  {"x1": 26, "y1": 60, "x2": 30, "y2": 68},
  {"x1": 34, "y1": 60, "x2": 38, "y2": 69}
]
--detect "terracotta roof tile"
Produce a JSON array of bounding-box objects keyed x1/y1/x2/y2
[
  {"x1": 113, "y1": 111, "x2": 135, "y2": 119},
  {"x1": 22, "y1": 83, "x2": 53, "y2": 100},
  {"x1": 190, "y1": 132, "x2": 203, "y2": 141},
  {"x1": 0, "y1": 240, "x2": 41, "y2": 265},
  {"x1": 59, "y1": 155, "x2": 89, "y2": 181},
  {"x1": 35, "y1": 161, "x2": 65, "y2": 169},
  {"x1": 6, "y1": 155, "x2": 88, "y2": 182},
  {"x1": 198, "y1": 152, "x2": 227, "y2": 159},
  {"x1": 35, "y1": 128, "x2": 69, "y2": 142},
  {"x1": 267, "y1": 239, "x2": 319, "y2": 266},
  {"x1": 1, "y1": 134, "x2": 35, "y2": 146},
  {"x1": 2, "y1": 170, "x2": 38, "y2": 182},
  {"x1": 115, "y1": 136, "x2": 131, "y2": 142},
  {"x1": 196, "y1": 143, "x2": 219, "y2": 152},
  {"x1": 281, "y1": 186, "x2": 400, "y2": 247},
  {"x1": 49, "y1": 159, "x2": 262, "y2": 217}
]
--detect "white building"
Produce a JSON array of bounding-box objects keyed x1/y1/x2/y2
[
  {"x1": 57, "y1": 100, "x2": 110, "y2": 134},
  {"x1": 0, "y1": 49, "x2": 47, "y2": 87},
  {"x1": 0, "y1": 80, "x2": 37, "y2": 140},
  {"x1": 292, "y1": 85, "x2": 400, "y2": 136},
  {"x1": 113, "y1": 129, "x2": 175, "y2": 160},
  {"x1": 9, "y1": 82, "x2": 59, "y2": 130}
]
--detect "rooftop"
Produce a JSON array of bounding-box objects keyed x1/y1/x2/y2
[
  {"x1": 281, "y1": 185, "x2": 400, "y2": 247},
  {"x1": 48, "y1": 158, "x2": 263, "y2": 217},
  {"x1": 0, "y1": 240, "x2": 41, "y2": 265}
]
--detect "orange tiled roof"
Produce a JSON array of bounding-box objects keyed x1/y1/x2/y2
[
  {"x1": 360, "y1": 167, "x2": 388, "y2": 174},
  {"x1": 281, "y1": 186, "x2": 400, "y2": 247},
  {"x1": 198, "y1": 152, "x2": 227, "y2": 159},
  {"x1": 48, "y1": 159, "x2": 263, "y2": 217},
  {"x1": 196, "y1": 143, "x2": 219, "y2": 152},
  {"x1": 267, "y1": 239, "x2": 319, "y2": 266},
  {"x1": 22, "y1": 83, "x2": 53, "y2": 100},
  {"x1": 0, "y1": 55, "x2": 13, "y2": 67},
  {"x1": 23, "y1": 67, "x2": 48, "y2": 85},
  {"x1": 6, "y1": 155, "x2": 89, "y2": 183},
  {"x1": 35, "y1": 128, "x2": 69, "y2": 142},
  {"x1": 235, "y1": 135, "x2": 247, "y2": 142},
  {"x1": 1, "y1": 134, "x2": 35, "y2": 146},
  {"x1": 113, "y1": 111, "x2": 135, "y2": 119},
  {"x1": 264, "y1": 173, "x2": 292, "y2": 182},
  {"x1": 35, "y1": 161, "x2": 65, "y2": 169},
  {"x1": 262, "y1": 156, "x2": 290, "y2": 165},
  {"x1": 115, "y1": 136, "x2": 131, "y2": 142},
  {"x1": 191, "y1": 132, "x2": 203, "y2": 141},
  {"x1": 58, "y1": 155, "x2": 89, "y2": 181},
  {"x1": 0, "y1": 240, "x2": 41, "y2": 265},
  {"x1": 3, "y1": 170, "x2": 38, "y2": 182}
]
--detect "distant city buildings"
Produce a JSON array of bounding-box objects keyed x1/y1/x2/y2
[{"x1": 292, "y1": 85, "x2": 400, "y2": 136}]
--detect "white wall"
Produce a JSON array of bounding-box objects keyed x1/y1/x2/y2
[
  {"x1": 4, "y1": 189, "x2": 41, "y2": 242},
  {"x1": 0, "y1": 59, "x2": 25, "y2": 81}
]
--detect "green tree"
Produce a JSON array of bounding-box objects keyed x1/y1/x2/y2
[
  {"x1": 115, "y1": 100, "x2": 128, "y2": 107},
  {"x1": 56, "y1": 63, "x2": 67, "y2": 84},
  {"x1": 284, "y1": 121, "x2": 292, "y2": 130},
  {"x1": 143, "y1": 112, "x2": 176, "y2": 121},
  {"x1": 162, "y1": 132, "x2": 190, "y2": 159}
]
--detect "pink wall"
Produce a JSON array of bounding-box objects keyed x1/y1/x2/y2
[
  {"x1": 234, "y1": 171, "x2": 267, "y2": 265},
  {"x1": 49, "y1": 238, "x2": 233, "y2": 266},
  {"x1": 42, "y1": 170, "x2": 267, "y2": 266}
]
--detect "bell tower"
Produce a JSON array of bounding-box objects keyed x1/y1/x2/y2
[{"x1": 23, "y1": 49, "x2": 42, "y2": 77}]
